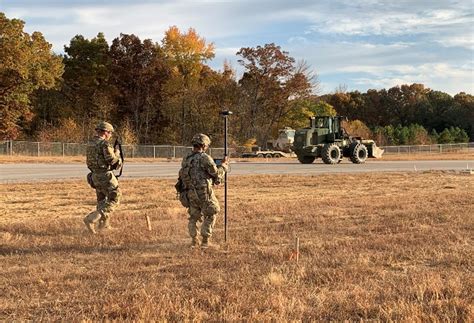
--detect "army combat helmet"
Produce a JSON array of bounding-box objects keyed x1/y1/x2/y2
[
  {"x1": 191, "y1": 133, "x2": 211, "y2": 146},
  {"x1": 95, "y1": 121, "x2": 114, "y2": 133}
]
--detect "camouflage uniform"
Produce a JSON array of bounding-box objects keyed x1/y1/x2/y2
[
  {"x1": 83, "y1": 122, "x2": 122, "y2": 234},
  {"x1": 179, "y1": 134, "x2": 227, "y2": 247}
]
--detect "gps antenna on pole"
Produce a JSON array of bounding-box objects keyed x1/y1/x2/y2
[{"x1": 220, "y1": 110, "x2": 232, "y2": 242}]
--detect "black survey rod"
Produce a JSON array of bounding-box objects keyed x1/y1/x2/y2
[{"x1": 220, "y1": 110, "x2": 232, "y2": 242}]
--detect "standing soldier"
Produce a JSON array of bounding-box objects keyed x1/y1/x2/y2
[
  {"x1": 84, "y1": 121, "x2": 122, "y2": 234},
  {"x1": 177, "y1": 133, "x2": 229, "y2": 248}
]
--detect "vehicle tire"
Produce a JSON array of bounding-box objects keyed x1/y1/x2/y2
[
  {"x1": 322, "y1": 143, "x2": 341, "y2": 164},
  {"x1": 257, "y1": 153, "x2": 264, "y2": 158},
  {"x1": 350, "y1": 143, "x2": 368, "y2": 164},
  {"x1": 265, "y1": 153, "x2": 272, "y2": 158},
  {"x1": 273, "y1": 153, "x2": 281, "y2": 158},
  {"x1": 297, "y1": 155, "x2": 315, "y2": 164}
]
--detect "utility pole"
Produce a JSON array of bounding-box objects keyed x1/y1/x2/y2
[{"x1": 220, "y1": 110, "x2": 232, "y2": 242}]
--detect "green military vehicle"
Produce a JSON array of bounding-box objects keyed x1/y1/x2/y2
[{"x1": 293, "y1": 115, "x2": 384, "y2": 164}]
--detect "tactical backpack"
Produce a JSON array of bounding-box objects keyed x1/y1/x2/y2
[{"x1": 175, "y1": 152, "x2": 202, "y2": 207}]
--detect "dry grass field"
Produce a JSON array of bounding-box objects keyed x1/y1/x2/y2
[{"x1": 1, "y1": 172, "x2": 473, "y2": 320}]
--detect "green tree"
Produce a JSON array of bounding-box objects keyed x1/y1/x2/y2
[
  {"x1": 109, "y1": 33, "x2": 169, "y2": 144},
  {"x1": 438, "y1": 128, "x2": 454, "y2": 144},
  {"x1": 430, "y1": 129, "x2": 439, "y2": 143},
  {"x1": 453, "y1": 92, "x2": 474, "y2": 141},
  {"x1": 425, "y1": 90, "x2": 455, "y2": 133},
  {"x1": 61, "y1": 33, "x2": 114, "y2": 140},
  {"x1": 281, "y1": 98, "x2": 336, "y2": 131},
  {"x1": 407, "y1": 124, "x2": 431, "y2": 145},
  {"x1": 449, "y1": 127, "x2": 469, "y2": 143},
  {"x1": 0, "y1": 13, "x2": 63, "y2": 139}
]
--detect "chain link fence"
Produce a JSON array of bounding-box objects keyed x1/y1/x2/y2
[
  {"x1": 381, "y1": 142, "x2": 474, "y2": 155},
  {"x1": 0, "y1": 140, "x2": 228, "y2": 158},
  {"x1": 0, "y1": 140, "x2": 472, "y2": 158}
]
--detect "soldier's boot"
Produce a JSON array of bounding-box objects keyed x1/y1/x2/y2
[
  {"x1": 201, "y1": 236, "x2": 209, "y2": 249},
  {"x1": 98, "y1": 217, "x2": 112, "y2": 230},
  {"x1": 190, "y1": 236, "x2": 200, "y2": 248},
  {"x1": 83, "y1": 211, "x2": 101, "y2": 234}
]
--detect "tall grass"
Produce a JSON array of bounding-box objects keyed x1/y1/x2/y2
[{"x1": 1, "y1": 172, "x2": 473, "y2": 320}]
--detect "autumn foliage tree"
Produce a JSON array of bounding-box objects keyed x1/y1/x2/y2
[
  {"x1": 236, "y1": 43, "x2": 313, "y2": 146},
  {"x1": 0, "y1": 13, "x2": 63, "y2": 139},
  {"x1": 161, "y1": 26, "x2": 215, "y2": 144},
  {"x1": 2, "y1": 10, "x2": 472, "y2": 145}
]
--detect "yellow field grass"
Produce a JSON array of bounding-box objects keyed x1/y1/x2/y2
[{"x1": 1, "y1": 172, "x2": 473, "y2": 320}]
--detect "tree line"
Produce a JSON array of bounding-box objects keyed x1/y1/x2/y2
[{"x1": 1, "y1": 12, "x2": 472, "y2": 148}]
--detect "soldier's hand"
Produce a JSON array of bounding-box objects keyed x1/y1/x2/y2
[
  {"x1": 220, "y1": 156, "x2": 230, "y2": 172},
  {"x1": 114, "y1": 148, "x2": 121, "y2": 157},
  {"x1": 113, "y1": 159, "x2": 122, "y2": 170}
]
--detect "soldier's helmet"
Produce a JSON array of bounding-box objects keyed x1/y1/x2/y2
[
  {"x1": 191, "y1": 133, "x2": 211, "y2": 146},
  {"x1": 95, "y1": 121, "x2": 114, "y2": 132}
]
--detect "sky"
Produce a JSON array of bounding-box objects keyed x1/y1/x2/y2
[{"x1": 1, "y1": 0, "x2": 473, "y2": 95}]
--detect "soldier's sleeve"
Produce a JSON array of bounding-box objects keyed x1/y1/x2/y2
[
  {"x1": 201, "y1": 154, "x2": 226, "y2": 184},
  {"x1": 102, "y1": 141, "x2": 120, "y2": 166},
  {"x1": 178, "y1": 156, "x2": 187, "y2": 179}
]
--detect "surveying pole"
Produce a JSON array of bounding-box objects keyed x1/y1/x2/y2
[{"x1": 220, "y1": 110, "x2": 232, "y2": 242}]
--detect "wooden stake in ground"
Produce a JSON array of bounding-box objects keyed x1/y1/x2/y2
[
  {"x1": 295, "y1": 236, "x2": 300, "y2": 264},
  {"x1": 145, "y1": 215, "x2": 152, "y2": 231}
]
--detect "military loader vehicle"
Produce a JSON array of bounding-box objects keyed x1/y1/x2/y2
[{"x1": 293, "y1": 116, "x2": 384, "y2": 164}]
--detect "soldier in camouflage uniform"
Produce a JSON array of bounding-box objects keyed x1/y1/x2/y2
[
  {"x1": 178, "y1": 133, "x2": 229, "y2": 248},
  {"x1": 83, "y1": 121, "x2": 122, "y2": 234}
]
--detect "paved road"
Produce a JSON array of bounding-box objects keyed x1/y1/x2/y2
[{"x1": 1, "y1": 160, "x2": 472, "y2": 183}]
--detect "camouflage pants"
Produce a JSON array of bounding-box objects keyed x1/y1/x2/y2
[
  {"x1": 187, "y1": 186, "x2": 220, "y2": 239},
  {"x1": 92, "y1": 171, "x2": 121, "y2": 222}
]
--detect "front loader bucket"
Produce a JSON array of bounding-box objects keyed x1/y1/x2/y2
[
  {"x1": 370, "y1": 145, "x2": 384, "y2": 158},
  {"x1": 362, "y1": 140, "x2": 385, "y2": 158}
]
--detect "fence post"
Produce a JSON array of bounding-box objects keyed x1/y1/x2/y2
[
  {"x1": 153, "y1": 145, "x2": 156, "y2": 159},
  {"x1": 62, "y1": 143, "x2": 65, "y2": 157},
  {"x1": 10, "y1": 140, "x2": 13, "y2": 155},
  {"x1": 173, "y1": 146, "x2": 176, "y2": 159},
  {"x1": 37, "y1": 142, "x2": 40, "y2": 157}
]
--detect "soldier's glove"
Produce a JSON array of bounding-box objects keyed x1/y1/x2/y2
[
  {"x1": 220, "y1": 163, "x2": 229, "y2": 173},
  {"x1": 112, "y1": 159, "x2": 122, "y2": 170},
  {"x1": 221, "y1": 156, "x2": 230, "y2": 172}
]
